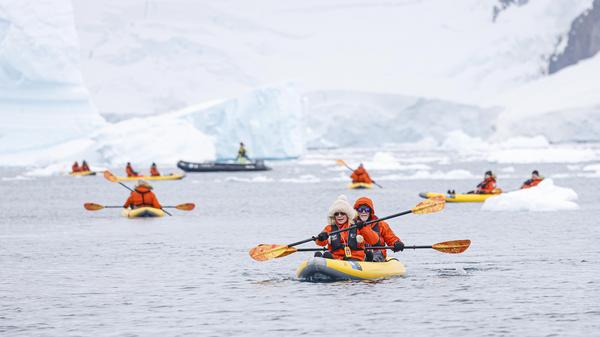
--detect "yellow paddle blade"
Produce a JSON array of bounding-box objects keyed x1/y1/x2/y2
[
  {"x1": 175, "y1": 203, "x2": 195, "y2": 211},
  {"x1": 411, "y1": 198, "x2": 445, "y2": 214},
  {"x1": 335, "y1": 159, "x2": 347, "y2": 166},
  {"x1": 249, "y1": 244, "x2": 297, "y2": 261},
  {"x1": 432, "y1": 240, "x2": 471, "y2": 254},
  {"x1": 84, "y1": 203, "x2": 104, "y2": 211},
  {"x1": 103, "y1": 170, "x2": 118, "y2": 182}
]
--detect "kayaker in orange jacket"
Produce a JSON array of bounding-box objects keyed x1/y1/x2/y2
[
  {"x1": 126, "y1": 162, "x2": 140, "y2": 177},
  {"x1": 314, "y1": 195, "x2": 379, "y2": 261},
  {"x1": 469, "y1": 170, "x2": 498, "y2": 194},
  {"x1": 150, "y1": 163, "x2": 160, "y2": 177},
  {"x1": 123, "y1": 180, "x2": 162, "y2": 209},
  {"x1": 72, "y1": 161, "x2": 80, "y2": 173},
  {"x1": 351, "y1": 163, "x2": 373, "y2": 184},
  {"x1": 521, "y1": 170, "x2": 544, "y2": 189},
  {"x1": 81, "y1": 160, "x2": 90, "y2": 172},
  {"x1": 354, "y1": 197, "x2": 404, "y2": 262}
]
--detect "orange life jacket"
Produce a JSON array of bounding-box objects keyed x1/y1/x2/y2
[
  {"x1": 126, "y1": 165, "x2": 139, "y2": 177},
  {"x1": 81, "y1": 163, "x2": 90, "y2": 171},
  {"x1": 476, "y1": 177, "x2": 497, "y2": 194},
  {"x1": 72, "y1": 163, "x2": 80, "y2": 173},
  {"x1": 150, "y1": 166, "x2": 160, "y2": 177},
  {"x1": 315, "y1": 222, "x2": 379, "y2": 261},
  {"x1": 123, "y1": 186, "x2": 161, "y2": 209},
  {"x1": 351, "y1": 167, "x2": 373, "y2": 184},
  {"x1": 521, "y1": 177, "x2": 543, "y2": 189},
  {"x1": 354, "y1": 197, "x2": 400, "y2": 259}
]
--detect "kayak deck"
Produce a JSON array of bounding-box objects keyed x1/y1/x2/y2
[
  {"x1": 296, "y1": 257, "x2": 406, "y2": 282},
  {"x1": 348, "y1": 182, "x2": 373, "y2": 189},
  {"x1": 69, "y1": 171, "x2": 96, "y2": 176},
  {"x1": 419, "y1": 192, "x2": 499, "y2": 203},
  {"x1": 115, "y1": 174, "x2": 185, "y2": 182},
  {"x1": 121, "y1": 207, "x2": 165, "y2": 218}
]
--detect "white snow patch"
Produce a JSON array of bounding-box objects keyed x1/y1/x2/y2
[
  {"x1": 280, "y1": 175, "x2": 320, "y2": 183},
  {"x1": 481, "y1": 179, "x2": 578, "y2": 212},
  {"x1": 378, "y1": 169, "x2": 477, "y2": 181}
]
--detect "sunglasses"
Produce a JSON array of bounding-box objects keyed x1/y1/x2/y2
[
  {"x1": 334, "y1": 212, "x2": 347, "y2": 217},
  {"x1": 356, "y1": 206, "x2": 371, "y2": 213}
]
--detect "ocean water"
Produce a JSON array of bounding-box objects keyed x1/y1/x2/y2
[{"x1": 1, "y1": 153, "x2": 599, "y2": 336}]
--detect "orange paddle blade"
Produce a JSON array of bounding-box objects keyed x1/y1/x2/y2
[
  {"x1": 411, "y1": 198, "x2": 445, "y2": 214},
  {"x1": 249, "y1": 244, "x2": 297, "y2": 261},
  {"x1": 432, "y1": 240, "x2": 471, "y2": 254},
  {"x1": 103, "y1": 170, "x2": 118, "y2": 182},
  {"x1": 335, "y1": 159, "x2": 347, "y2": 166},
  {"x1": 84, "y1": 203, "x2": 104, "y2": 211},
  {"x1": 175, "y1": 203, "x2": 195, "y2": 211}
]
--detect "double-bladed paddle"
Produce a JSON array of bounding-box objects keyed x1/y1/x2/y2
[
  {"x1": 336, "y1": 159, "x2": 383, "y2": 188},
  {"x1": 84, "y1": 202, "x2": 195, "y2": 211},
  {"x1": 249, "y1": 198, "x2": 446, "y2": 261},
  {"x1": 267, "y1": 240, "x2": 471, "y2": 258}
]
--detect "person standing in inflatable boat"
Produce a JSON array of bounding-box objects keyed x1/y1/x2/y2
[{"x1": 314, "y1": 195, "x2": 380, "y2": 261}]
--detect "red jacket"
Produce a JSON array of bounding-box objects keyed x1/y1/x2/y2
[
  {"x1": 150, "y1": 166, "x2": 160, "y2": 177},
  {"x1": 72, "y1": 163, "x2": 80, "y2": 173},
  {"x1": 354, "y1": 197, "x2": 401, "y2": 258},
  {"x1": 476, "y1": 177, "x2": 497, "y2": 194},
  {"x1": 124, "y1": 186, "x2": 161, "y2": 209},
  {"x1": 521, "y1": 177, "x2": 543, "y2": 189},
  {"x1": 351, "y1": 166, "x2": 373, "y2": 184},
  {"x1": 126, "y1": 165, "x2": 139, "y2": 177},
  {"x1": 315, "y1": 221, "x2": 379, "y2": 261},
  {"x1": 81, "y1": 162, "x2": 90, "y2": 171}
]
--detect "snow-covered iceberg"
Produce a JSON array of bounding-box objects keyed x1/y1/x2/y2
[
  {"x1": 0, "y1": 0, "x2": 105, "y2": 157},
  {"x1": 481, "y1": 179, "x2": 578, "y2": 211}
]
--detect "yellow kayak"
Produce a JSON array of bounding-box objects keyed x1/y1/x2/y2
[
  {"x1": 114, "y1": 173, "x2": 185, "y2": 182},
  {"x1": 296, "y1": 257, "x2": 406, "y2": 281},
  {"x1": 69, "y1": 171, "x2": 96, "y2": 176},
  {"x1": 419, "y1": 192, "x2": 500, "y2": 203},
  {"x1": 121, "y1": 207, "x2": 165, "y2": 218},
  {"x1": 348, "y1": 182, "x2": 373, "y2": 189}
]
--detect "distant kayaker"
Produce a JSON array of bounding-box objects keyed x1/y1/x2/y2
[
  {"x1": 123, "y1": 180, "x2": 162, "y2": 209},
  {"x1": 81, "y1": 160, "x2": 90, "y2": 172},
  {"x1": 469, "y1": 170, "x2": 498, "y2": 194},
  {"x1": 314, "y1": 195, "x2": 379, "y2": 261},
  {"x1": 150, "y1": 163, "x2": 160, "y2": 177},
  {"x1": 354, "y1": 197, "x2": 404, "y2": 262},
  {"x1": 351, "y1": 163, "x2": 373, "y2": 184},
  {"x1": 236, "y1": 142, "x2": 250, "y2": 161},
  {"x1": 521, "y1": 170, "x2": 544, "y2": 189},
  {"x1": 126, "y1": 162, "x2": 140, "y2": 177},
  {"x1": 72, "y1": 161, "x2": 81, "y2": 173}
]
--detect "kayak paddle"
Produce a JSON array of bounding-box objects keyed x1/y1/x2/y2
[
  {"x1": 103, "y1": 170, "x2": 173, "y2": 216},
  {"x1": 263, "y1": 240, "x2": 471, "y2": 257},
  {"x1": 249, "y1": 198, "x2": 445, "y2": 261},
  {"x1": 84, "y1": 202, "x2": 195, "y2": 211},
  {"x1": 336, "y1": 159, "x2": 383, "y2": 188}
]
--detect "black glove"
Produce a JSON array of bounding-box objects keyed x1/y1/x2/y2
[
  {"x1": 393, "y1": 241, "x2": 405, "y2": 252},
  {"x1": 355, "y1": 221, "x2": 366, "y2": 230},
  {"x1": 316, "y1": 231, "x2": 329, "y2": 241}
]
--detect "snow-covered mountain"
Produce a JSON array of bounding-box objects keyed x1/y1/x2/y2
[{"x1": 1, "y1": 0, "x2": 599, "y2": 167}]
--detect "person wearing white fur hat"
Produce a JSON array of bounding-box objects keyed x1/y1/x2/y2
[{"x1": 314, "y1": 195, "x2": 380, "y2": 261}]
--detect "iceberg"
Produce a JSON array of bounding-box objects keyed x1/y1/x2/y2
[{"x1": 481, "y1": 179, "x2": 578, "y2": 212}]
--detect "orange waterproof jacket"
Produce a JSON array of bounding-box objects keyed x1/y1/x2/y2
[
  {"x1": 354, "y1": 197, "x2": 401, "y2": 258},
  {"x1": 126, "y1": 165, "x2": 139, "y2": 177},
  {"x1": 123, "y1": 186, "x2": 161, "y2": 209},
  {"x1": 150, "y1": 166, "x2": 160, "y2": 177},
  {"x1": 72, "y1": 163, "x2": 80, "y2": 172},
  {"x1": 81, "y1": 163, "x2": 90, "y2": 171},
  {"x1": 315, "y1": 221, "x2": 379, "y2": 261},
  {"x1": 476, "y1": 177, "x2": 496, "y2": 194},
  {"x1": 521, "y1": 178, "x2": 543, "y2": 189},
  {"x1": 351, "y1": 166, "x2": 373, "y2": 184}
]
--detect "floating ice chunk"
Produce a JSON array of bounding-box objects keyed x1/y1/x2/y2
[
  {"x1": 481, "y1": 179, "x2": 578, "y2": 212},
  {"x1": 378, "y1": 169, "x2": 477, "y2": 181},
  {"x1": 280, "y1": 175, "x2": 320, "y2": 183}
]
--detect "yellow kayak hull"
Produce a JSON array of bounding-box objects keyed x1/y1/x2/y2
[
  {"x1": 69, "y1": 171, "x2": 96, "y2": 176},
  {"x1": 121, "y1": 207, "x2": 165, "y2": 218},
  {"x1": 296, "y1": 257, "x2": 406, "y2": 281},
  {"x1": 348, "y1": 182, "x2": 373, "y2": 189},
  {"x1": 419, "y1": 192, "x2": 500, "y2": 203},
  {"x1": 115, "y1": 173, "x2": 185, "y2": 182}
]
